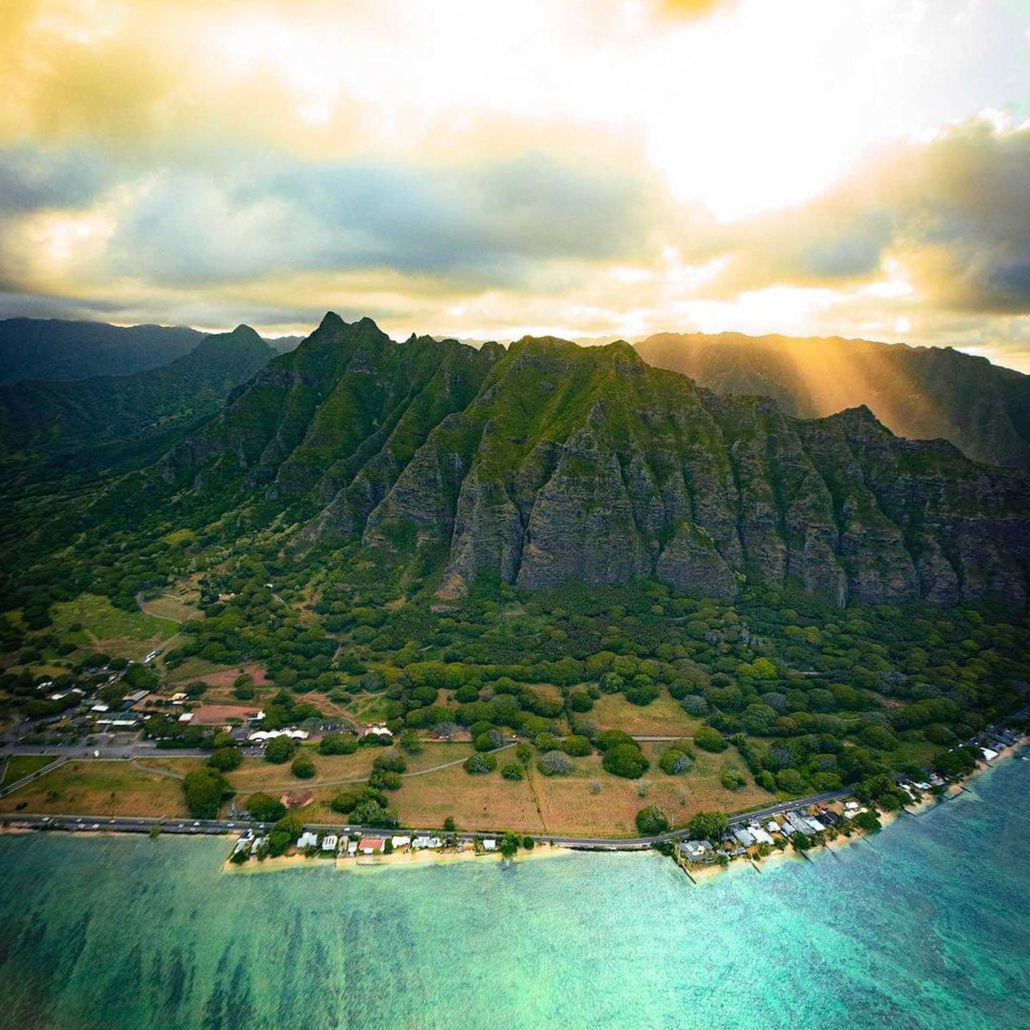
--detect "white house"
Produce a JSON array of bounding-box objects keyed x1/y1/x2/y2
[
  {"x1": 297, "y1": 831, "x2": 319, "y2": 849},
  {"x1": 391, "y1": 835, "x2": 411, "y2": 849},
  {"x1": 482, "y1": 839, "x2": 497, "y2": 851},
  {"x1": 321, "y1": 834, "x2": 338, "y2": 852}
]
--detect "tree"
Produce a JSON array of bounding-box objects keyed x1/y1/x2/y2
[
  {"x1": 720, "y1": 767, "x2": 747, "y2": 792},
  {"x1": 499, "y1": 831, "x2": 520, "y2": 858},
  {"x1": 562, "y1": 734, "x2": 592, "y2": 757},
  {"x1": 501, "y1": 762, "x2": 524, "y2": 781},
  {"x1": 182, "y1": 768, "x2": 230, "y2": 819},
  {"x1": 443, "y1": 816, "x2": 456, "y2": 832},
  {"x1": 523, "y1": 836, "x2": 535, "y2": 850},
  {"x1": 330, "y1": 789, "x2": 362, "y2": 814},
  {"x1": 264, "y1": 736, "x2": 298, "y2": 763},
  {"x1": 515, "y1": 743, "x2": 532, "y2": 766},
  {"x1": 635, "y1": 804, "x2": 670, "y2": 835},
  {"x1": 246, "y1": 792, "x2": 286, "y2": 822},
  {"x1": 790, "y1": 831, "x2": 812, "y2": 852},
  {"x1": 602, "y1": 744, "x2": 649, "y2": 779},
  {"x1": 659, "y1": 747, "x2": 693, "y2": 775},
  {"x1": 688, "y1": 810, "x2": 728, "y2": 842},
  {"x1": 291, "y1": 754, "x2": 316, "y2": 779},
  {"x1": 207, "y1": 747, "x2": 242, "y2": 772},
  {"x1": 399, "y1": 730, "x2": 423, "y2": 754}
]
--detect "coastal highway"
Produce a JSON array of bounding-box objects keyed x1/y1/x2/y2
[{"x1": 3, "y1": 789, "x2": 854, "y2": 850}]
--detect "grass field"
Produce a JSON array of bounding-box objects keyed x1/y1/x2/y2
[
  {"x1": 0, "y1": 760, "x2": 191, "y2": 818},
  {"x1": 51, "y1": 594, "x2": 178, "y2": 658},
  {"x1": 590, "y1": 692, "x2": 704, "y2": 737},
  {"x1": 138, "y1": 595, "x2": 199, "y2": 622},
  {"x1": 0, "y1": 741, "x2": 770, "y2": 835},
  {"x1": 1, "y1": 754, "x2": 54, "y2": 787}
]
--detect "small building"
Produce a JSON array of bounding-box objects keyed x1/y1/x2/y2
[
  {"x1": 785, "y1": 811, "x2": 812, "y2": 835},
  {"x1": 765, "y1": 820, "x2": 781, "y2": 836},
  {"x1": 748, "y1": 824, "x2": 774, "y2": 846},
  {"x1": 358, "y1": 837, "x2": 385, "y2": 854},
  {"x1": 178, "y1": 712, "x2": 194, "y2": 724},
  {"x1": 297, "y1": 831, "x2": 319, "y2": 849},
  {"x1": 321, "y1": 834, "x2": 338, "y2": 852},
  {"x1": 391, "y1": 835, "x2": 411, "y2": 849},
  {"x1": 347, "y1": 839, "x2": 358, "y2": 856},
  {"x1": 679, "y1": 840, "x2": 715, "y2": 863},
  {"x1": 412, "y1": 836, "x2": 432, "y2": 849},
  {"x1": 360, "y1": 723, "x2": 393, "y2": 739},
  {"x1": 806, "y1": 817, "x2": 825, "y2": 833},
  {"x1": 122, "y1": 689, "x2": 150, "y2": 704},
  {"x1": 733, "y1": 827, "x2": 756, "y2": 848},
  {"x1": 91, "y1": 703, "x2": 110, "y2": 713},
  {"x1": 482, "y1": 839, "x2": 497, "y2": 851},
  {"x1": 980, "y1": 747, "x2": 999, "y2": 761}
]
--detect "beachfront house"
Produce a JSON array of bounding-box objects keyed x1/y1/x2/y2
[
  {"x1": 679, "y1": 840, "x2": 715, "y2": 863},
  {"x1": 748, "y1": 824, "x2": 774, "y2": 846},
  {"x1": 297, "y1": 831, "x2": 319, "y2": 850},
  {"x1": 482, "y1": 839, "x2": 497, "y2": 851},
  {"x1": 321, "y1": 835, "x2": 338, "y2": 852},
  {"x1": 358, "y1": 837, "x2": 385, "y2": 855},
  {"x1": 733, "y1": 827, "x2": 756, "y2": 848},
  {"x1": 391, "y1": 835, "x2": 411, "y2": 849},
  {"x1": 785, "y1": 812, "x2": 812, "y2": 835}
]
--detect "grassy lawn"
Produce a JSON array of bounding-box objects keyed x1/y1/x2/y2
[
  {"x1": 138, "y1": 595, "x2": 200, "y2": 622},
  {"x1": 1, "y1": 754, "x2": 54, "y2": 787},
  {"x1": 50, "y1": 594, "x2": 178, "y2": 658},
  {"x1": 0, "y1": 760, "x2": 190, "y2": 818},
  {"x1": 590, "y1": 691, "x2": 704, "y2": 737}
]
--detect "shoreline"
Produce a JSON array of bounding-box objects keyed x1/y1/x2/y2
[{"x1": 678, "y1": 736, "x2": 1027, "y2": 884}]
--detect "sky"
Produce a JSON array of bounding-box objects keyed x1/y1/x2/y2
[{"x1": 1, "y1": 0, "x2": 1029, "y2": 368}]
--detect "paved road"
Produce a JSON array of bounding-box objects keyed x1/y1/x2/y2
[{"x1": 2, "y1": 786, "x2": 854, "y2": 849}]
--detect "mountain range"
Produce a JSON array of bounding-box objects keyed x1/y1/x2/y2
[
  {"x1": 156, "y1": 314, "x2": 1030, "y2": 609},
  {"x1": 0, "y1": 325, "x2": 273, "y2": 461},
  {"x1": 635, "y1": 332, "x2": 1030, "y2": 468}
]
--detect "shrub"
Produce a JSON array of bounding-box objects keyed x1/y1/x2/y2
[
  {"x1": 523, "y1": 836, "x2": 535, "y2": 850},
  {"x1": 720, "y1": 767, "x2": 747, "y2": 792},
  {"x1": 568, "y1": 691, "x2": 594, "y2": 712},
  {"x1": 562, "y1": 734, "x2": 592, "y2": 757},
  {"x1": 330, "y1": 789, "x2": 362, "y2": 814},
  {"x1": 291, "y1": 754, "x2": 316, "y2": 779},
  {"x1": 776, "y1": 768, "x2": 806, "y2": 794},
  {"x1": 245, "y1": 792, "x2": 286, "y2": 822},
  {"x1": 515, "y1": 743, "x2": 533, "y2": 766},
  {"x1": 264, "y1": 736, "x2": 299, "y2": 763},
  {"x1": 635, "y1": 804, "x2": 670, "y2": 835},
  {"x1": 681, "y1": 694, "x2": 709, "y2": 717},
  {"x1": 602, "y1": 744, "x2": 649, "y2": 779},
  {"x1": 464, "y1": 752, "x2": 497, "y2": 775},
  {"x1": 659, "y1": 747, "x2": 693, "y2": 776},
  {"x1": 501, "y1": 762, "x2": 524, "y2": 781},
  {"x1": 624, "y1": 683, "x2": 659, "y2": 706},
  {"x1": 596, "y1": 729, "x2": 637, "y2": 752},
  {"x1": 537, "y1": 750, "x2": 574, "y2": 776},
  {"x1": 373, "y1": 752, "x2": 407, "y2": 774},
  {"x1": 756, "y1": 770, "x2": 776, "y2": 792},
  {"x1": 693, "y1": 726, "x2": 727, "y2": 753},
  {"x1": 399, "y1": 730, "x2": 423, "y2": 754}
]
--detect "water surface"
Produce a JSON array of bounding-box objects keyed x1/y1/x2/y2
[{"x1": 1, "y1": 757, "x2": 1028, "y2": 1029}]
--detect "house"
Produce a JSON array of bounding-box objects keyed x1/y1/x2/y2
[
  {"x1": 321, "y1": 834, "x2": 338, "y2": 852},
  {"x1": 122, "y1": 689, "x2": 149, "y2": 704},
  {"x1": 358, "y1": 837, "x2": 385, "y2": 854},
  {"x1": 412, "y1": 836, "x2": 432, "y2": 849},
  {"x1": 248, "y1": 728, "x2": 310, "y2": 742},
  {"x1": 391, "y1": 835, "x2": 411, "y2": 849},
  {"x1": 765, "y1": 820, "x2": 781, "y2": 836},
  {"x1": 748, "y1": 824, "x2": 774, "y2": 846},
  {"x1": 679, "y1": 840, "x2": 715, "y2": 863},
  {"x1": 178, "y1": 712, "x2": 194, "y2": 724},
  {"x1": 297, "y1": 831, "x2": 319, "y2": 849},
  {"x1": 170, "y1": 693, "x2": 187, "y2": 705},
  {"x1": 806, "y1": 817, "x2": 825, "y2": 833},
  {"x1": 785, "y1": 811, "x2": 812, "y2": 835},
  {"x1": 733, "y1": 827, "x2": 756, "y2": 848},
  {"x1": 980, "y1": 747, "x2": 999, "y2": 761},
  {"x1": 360, "y1": 723, "x2": 393, "y2": 739},
  {"x1": 91, "y1": 703, "x2": 110, "y2": 713},
  {"x1": 482, "y1": 839, "x2": 497, "y2": 851},
  {"x1": 347, "y1": 840, "x2": 358, "y2": 856}
]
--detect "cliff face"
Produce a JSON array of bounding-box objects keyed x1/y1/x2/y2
[
  {"x1": 635, "y1": 331, "x2": 1030, "y2": 468},
  {"x1": 164, "y1": 316, "x2": 1030, "y2": 608}
]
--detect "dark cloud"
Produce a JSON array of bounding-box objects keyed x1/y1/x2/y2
[
  {"x1": 701, "y1": 119, "x2": 1030, "y2": 313},
  {"x1": 0, "y1": 146, "x2": 114, "y2": 213},
  {"x1": 96, "y1": 152, "x2": 653, "y2": 289}
]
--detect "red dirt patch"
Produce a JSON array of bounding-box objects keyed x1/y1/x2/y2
[{"x1": 192, "y1": 704, "x2": 262, "y2": 725}]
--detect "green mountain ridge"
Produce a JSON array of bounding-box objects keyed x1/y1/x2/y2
[
  {"x1": 635, "y1": 332, "x2": 1030, "y2": 468},
  {"x1": 155, "y1": 314, "x2": 1030, "y2": 610},
  {"x1": 0, "y1": 325, "x2": 274, "y2": 461}
]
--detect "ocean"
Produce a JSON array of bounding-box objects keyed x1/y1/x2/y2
[{"x1": 1, "y1": 756, "x2": 1028, "y2": 1030}]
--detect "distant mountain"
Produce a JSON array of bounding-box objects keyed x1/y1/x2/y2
[
  {"x1": 265, "y1": 335, "x2": 305, "y2": 355},
  {"x1": 635, "y1": 332, "x2": 1030, "y2": 468},
  {"x1": 152, "y1": 314, "x2": 1030, "y2": 609},
  {"x1": 0, "y1": 318, "x2": 207, "y2": 383},
  {"x1": 0, "y1": 325, "x2": 274, "y2": 460}
]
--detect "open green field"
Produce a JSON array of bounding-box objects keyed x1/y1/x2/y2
[
  {"x1": 50, "y1": 594, "x2": 178, "y2": 657},
  {"x1": 0, "y1": 760, "x2": 191, "y2": 818},
  {"x1": 590, "y1": 692, "x2": 704, "y2": 737},
  {"x1": 1, "y1": 754, "x2": 54, "y2": 787}
]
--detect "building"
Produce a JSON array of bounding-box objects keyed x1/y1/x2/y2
[
  {"x1": 297, "y1": 831, "x2": 319, "y2": 849},
  {"x1": 358, "y1": 837, "x2": 385, "y2": 854},
  {"x1": 178, "y1": 712, "x2": 194, "y2": 724},
  {"x1": 679, "y1": 840, "x2": 716, "y2": 863},
  {"x1": 748, "y1": 824, "x2": 774, "y2": 846},
  {"x1": 733, "y1": 827, "x2": 756, "y2": 848},
  {"x1": 360, "y1": 723, "x2": 393, "y2": 739},
  {"x1": 785, "y1": 811, "x2": 812, "y2": 835},
  {"x1": 391, "y1": 835, "x2": 411, "y2": 849},
  {"x1": 248, "y1": 728, "x2": 310, "y2": 742},
  {"x1": 482, "y1": 839, "x2": 497, "y2": 851},
  {"x1": 321, "y1": 834, "x2": 338, "y2": 852}
]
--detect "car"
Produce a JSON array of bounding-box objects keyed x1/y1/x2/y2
[{"x1": 193, "y1": 821, "x2": 200, "y2": 826}]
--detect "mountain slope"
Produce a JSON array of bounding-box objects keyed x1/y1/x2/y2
[
  {"x1": 635, "y1": 332, "x2": 1030, "y2": 468},
  {"x1": 0, "y1": 325, "x2": 274, "y2": 458},
  {"x1": 159, "y1": 315, "x2": 1030, "y2": 609},
  {"x1": 0, "y1": 318, "x2": 207, "y2": 383}
]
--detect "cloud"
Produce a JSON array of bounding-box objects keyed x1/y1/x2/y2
[
  {"x1": 0, "y1": 148, "x2": 658, "y2": 294},
  {"x1": 687, "y1": 117, "x2": 1030, "y2": 314}
]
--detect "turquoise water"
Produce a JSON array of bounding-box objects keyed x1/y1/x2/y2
[{"x1": 1, "y1": 758, "x2": 1029, "y2": 1029}]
